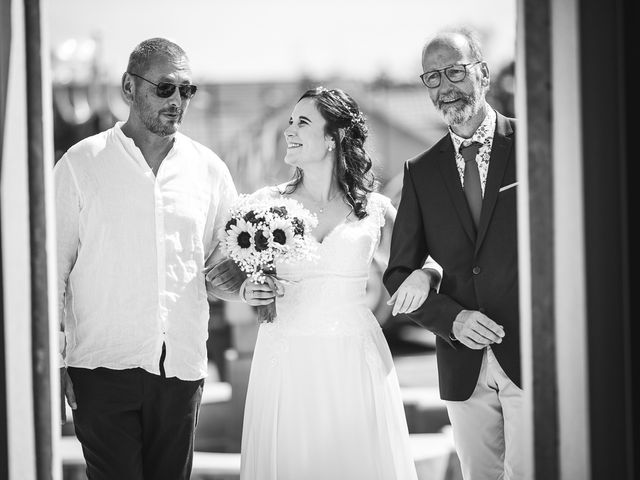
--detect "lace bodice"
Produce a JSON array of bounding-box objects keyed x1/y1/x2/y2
[{"x1": 250, "y1": 188, "x2": 392, "y2": 333}]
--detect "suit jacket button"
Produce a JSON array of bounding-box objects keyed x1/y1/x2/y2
[{"x1": 472, "y1": 266, "x2": 481, "y2": 275}]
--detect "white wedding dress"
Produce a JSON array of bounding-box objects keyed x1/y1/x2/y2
[{"x1": 239, "y1": 190, "x2": 419, "y2": 480}]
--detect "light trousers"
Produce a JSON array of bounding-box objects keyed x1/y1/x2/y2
[{"x1": 445, "y1": 347, "x2": 527, "y2": 480}]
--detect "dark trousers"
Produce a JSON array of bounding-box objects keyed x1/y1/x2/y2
[{"x1": 67, "y1": 366, "x2": 204, "y2": 480}]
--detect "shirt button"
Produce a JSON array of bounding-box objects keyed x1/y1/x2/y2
[{"x1": 472, "y1": 266, "x2": 481, "y2": 275}]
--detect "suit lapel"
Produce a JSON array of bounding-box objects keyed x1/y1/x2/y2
[
  {"x1": 475, "y1": 113, "x2": 514, "y2": 251},
  {"x1": 437, "y1": 138, "x2": 477, "y2": 243}
]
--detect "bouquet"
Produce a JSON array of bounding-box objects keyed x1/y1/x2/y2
[{"x1": 220, "y1": 194, "x2": 318, "y2": 323}]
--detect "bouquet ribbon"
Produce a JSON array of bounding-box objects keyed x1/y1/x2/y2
[{"x1": 257, "y1": 269, "x2": 278, "y2": 323}]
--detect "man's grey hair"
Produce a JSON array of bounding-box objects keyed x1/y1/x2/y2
[{"x1": 422, "y1": 27, "x2": 484, "y2": 62}]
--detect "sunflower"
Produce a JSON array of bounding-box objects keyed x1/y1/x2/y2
[
  {"x1": 253, "y1": 227, "x2": 272, "y2": 252},
  {"x1": 225, "y1": 218, "x2": 255, "y2": 262},
  {"x1": 269, "y1": 217, "x2": 296, "y2": 249}
]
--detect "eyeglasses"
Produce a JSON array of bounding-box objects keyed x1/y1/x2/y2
[
  {"x1": 419, "y1": 61, "x2": 483, "y2": 88},
  {"x1": 127, "y1": 72, "x2": 197, "y2": 99}
]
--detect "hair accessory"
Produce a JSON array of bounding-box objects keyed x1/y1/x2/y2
[
  {"x1": 350, "y1": 111, "x2": 365, "y2": 126},
  {"x1": 348, "y1": 110, "x2": 366, "y2": 131}
]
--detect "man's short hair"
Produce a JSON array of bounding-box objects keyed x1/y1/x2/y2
[{"x1": 126, "y1": 37, "x2": 188, "y2": 75}]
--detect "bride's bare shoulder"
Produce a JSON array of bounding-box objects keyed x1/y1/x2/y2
[{"x1": 250, "y1": 185, "x2": 284, "y2": 200}]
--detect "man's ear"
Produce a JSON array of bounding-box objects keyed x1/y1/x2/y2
[
  {"x1": 121, "y1": 72, "x2": 134, "y2": 103},
  {"x1": 480, "y1": 63, "x2": 490, "y2": 85}
]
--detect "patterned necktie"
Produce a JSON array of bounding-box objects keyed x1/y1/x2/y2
[{"x1": 460, "y1": 141, "x2": 482, "y2": 228}]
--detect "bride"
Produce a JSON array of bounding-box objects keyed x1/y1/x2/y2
[{"x1": 236, "y1": 87, "x2": 439, "y2": 480}]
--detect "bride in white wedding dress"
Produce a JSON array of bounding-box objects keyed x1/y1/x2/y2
[{"x1": 237, "y1": 87, "x2": 440, "y2": 480}]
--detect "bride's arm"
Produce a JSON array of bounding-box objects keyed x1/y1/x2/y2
[{"x1": 375, "y1": 202, "x2": 396, "y2": 271}]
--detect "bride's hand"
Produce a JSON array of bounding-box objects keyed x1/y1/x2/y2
[
  {"x1": 241, "y1": 276, "x2": 285, "y2": 306},
  {"x1": 387, "y1": 269, "x2": 434, "y2": 316}
]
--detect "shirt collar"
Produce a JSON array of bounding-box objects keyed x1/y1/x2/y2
[
  {"x1": 113, "y1": 121, "x2": 181, "y2": 160},
  {"x1": 113, "y1": 121, "x2": 144, "y2": 165},
  {"x1": 449, "y1": 107, "x2": 497, "y2": 154}
]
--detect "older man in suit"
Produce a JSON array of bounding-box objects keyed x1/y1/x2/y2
[{"x1": 384, "y1": 27, "x2": 524, "y2": 480}]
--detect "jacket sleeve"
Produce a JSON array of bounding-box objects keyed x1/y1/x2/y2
[
  {"x1": 383, "y1": 160, "x2": 464, "y2": 346},
  {"x1": 383, "y1": 161, "x2": 427, "y2": 295}
]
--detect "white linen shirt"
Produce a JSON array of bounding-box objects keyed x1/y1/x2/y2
[{"x1": 55, "y1": 121, "x2": 238, "y2": 380}]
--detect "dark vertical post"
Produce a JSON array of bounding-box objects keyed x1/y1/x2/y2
[
  {"x1": 24, "y1": 0, "x2": 53, "y2": 478},
  {"x1": 579, "y1": 1, "x2": 633, "y2": 478},
  {"x1": 521, "y1": 0, "x2": 559, "y2": 478}
]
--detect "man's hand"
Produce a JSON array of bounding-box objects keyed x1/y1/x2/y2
[
  {"x1": 205, "y1": 258, "x2": 246, "y2": 301},
  {"x1": 451, "y1": 310, "x2": 505, "y2": 349},
  {"x1": 241, "y1": 276, "x2": 285, "y2": 307},
  {"x1": 60, "y1": 367, "x2": 76, "y2": 424},
  {"x1": 387, "y1": 268, "x2": 434, "y2": 316}
]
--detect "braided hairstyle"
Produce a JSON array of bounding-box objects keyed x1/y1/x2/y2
[{"x1": 285, "y1": 87, "x2": 377, "y2": 219}]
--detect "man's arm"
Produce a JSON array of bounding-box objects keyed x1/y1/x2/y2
[
  {"x1": 380, "y1": 199, "x2": 442, "y2": 316},
  {"x1": 382, "y1": 161, "x2": 464, "y2": 346},
  {"x1": 204, "y1": 160, "x2": 244, "y2": 301},
  {"x1": 382, "y1": 162, "x2": 429, "y2": 295},
  {"x1": 54, "y1": 158, "x2": 80, "y2": 418},
  {"x1": 205, "y1": 255, "x2": 246, "y2": 302},
  {"x1": 387, "y1": 259, "x2": 442, "y2": 316}
]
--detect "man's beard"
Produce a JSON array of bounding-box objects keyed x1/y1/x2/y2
[
  {"x1": 134, "y1": 96, "x2": 183, "y2": 137},
  {"x1": 434, "y1": 85, "x2": 484, "y2": 126}
]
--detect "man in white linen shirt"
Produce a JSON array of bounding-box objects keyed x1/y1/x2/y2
[{"x1": 54, "y1": 37, "x2": 245, "y2": 480}]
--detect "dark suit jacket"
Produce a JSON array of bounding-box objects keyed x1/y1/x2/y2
[{"x1": 383, "y1": 110, "x2": 519, "y2": 401}]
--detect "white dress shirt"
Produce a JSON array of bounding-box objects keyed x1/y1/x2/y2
[{"x1": 55, "y1": 121, "x2": 237, "y2": 380}]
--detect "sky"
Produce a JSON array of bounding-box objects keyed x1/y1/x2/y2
[{"x1": 46, "y1": 0, "x2": 517, "y2": 84}]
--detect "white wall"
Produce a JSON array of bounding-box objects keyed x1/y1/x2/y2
[
  {"x1": 1, "y1": 0, "x2": 37, "y2": 477},
  {"x1": 1, "y1": 0, "x2": 60, "y2": 478}
]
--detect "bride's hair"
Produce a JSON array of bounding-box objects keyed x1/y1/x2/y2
[{"x1": 284, "y1": 87, "x2": 377, "y2": 219}]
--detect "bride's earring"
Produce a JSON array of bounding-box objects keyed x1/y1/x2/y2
[{"x1": 328, "y1": 145, "x2": 334, "y2": 152}]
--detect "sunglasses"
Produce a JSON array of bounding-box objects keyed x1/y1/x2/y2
[{"x1": 128, "y1": 72, "x2": 197, "y2": 99}]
